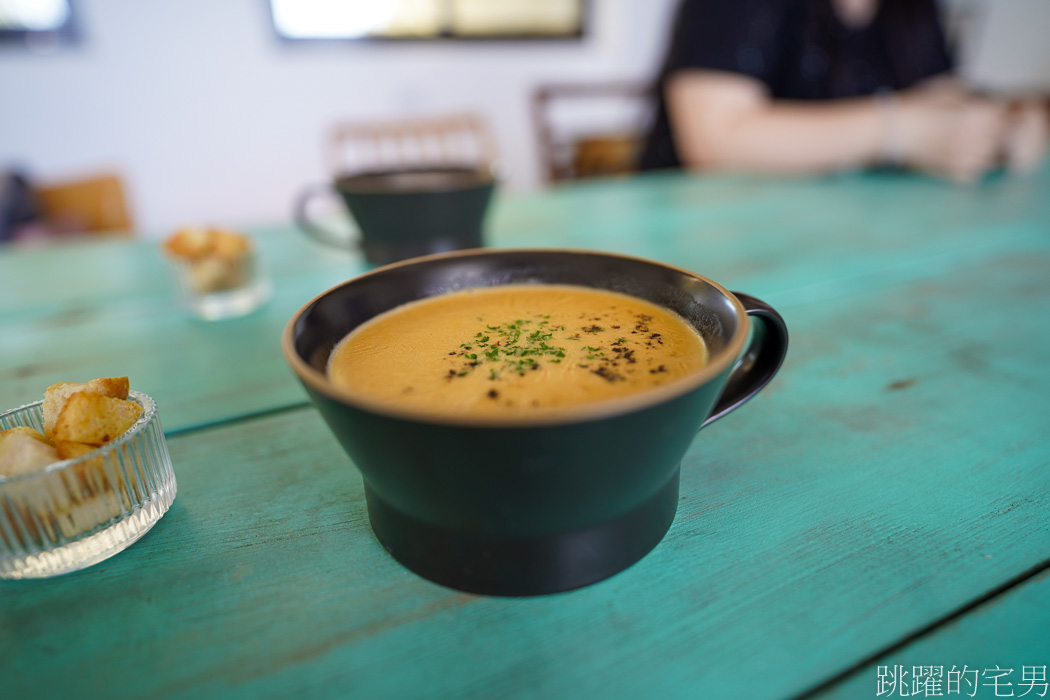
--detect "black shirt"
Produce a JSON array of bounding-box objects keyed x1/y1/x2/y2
[{"x1": 639, "y1": 0, "x2": 953, "y2": 170}]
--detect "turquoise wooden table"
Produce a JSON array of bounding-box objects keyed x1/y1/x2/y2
[{"x1": 2, "y1": 166, "x2": 1049, "y2": 699}]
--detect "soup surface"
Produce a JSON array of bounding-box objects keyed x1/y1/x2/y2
[{"x1": 326, "y1": 284, "x2": 708, "y2": 417}]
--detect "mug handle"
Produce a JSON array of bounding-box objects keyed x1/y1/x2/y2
[
  {"x1": 700, "y1": 292, "x2": 788, "y2": 429},
  {"x1": 294, "y1": 183, "x2": 359, "y2": 249}
]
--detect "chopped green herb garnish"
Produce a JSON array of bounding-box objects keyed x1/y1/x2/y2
[{"x1": 445, "y1": 315, "x2": 569, "y2": 380}]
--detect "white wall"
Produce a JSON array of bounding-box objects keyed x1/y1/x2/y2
[{"x1": 0, "y1": 0, "x2": 679, "y2": 235}]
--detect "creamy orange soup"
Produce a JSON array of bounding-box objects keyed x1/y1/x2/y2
[{"x1": 327, "y1": 284, "x2": 708, "y2": 417}]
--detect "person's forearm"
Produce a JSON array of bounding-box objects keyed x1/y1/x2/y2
[
  {"x1": 666, "y1": 72, "x2": 891, "y2": 175},
  {"x1": 675, "y1": 97, "x2": 888, "y2": 175},
  {"x1": 666, "y1": 71, "x2": 1015, "y2": 182}
]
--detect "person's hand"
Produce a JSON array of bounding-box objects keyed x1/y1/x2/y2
[
  {"x1": 1003, "y1": 100, "x2": 1049, "y2": 175},
  {"x1": 895, "y1": 89, "x2": 1008, "y2": 184}
]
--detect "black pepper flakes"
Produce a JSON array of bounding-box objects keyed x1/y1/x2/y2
[{"x1": 591, "y1": 366, "x2": 624, "y2": 382}]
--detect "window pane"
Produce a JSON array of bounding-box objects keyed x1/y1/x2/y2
[
  {"x1": 271, "y1": 0, "x2": 403, "y2": 39},
  {"x1": 0, "y1": 0, "x2": 70, "y2": 31},
  {"x1": 384, "y1": 0, "x2": 443, "y2": 37},
  {"x1": 452, "y1": 0, "x2": 582, "y2": 36}
]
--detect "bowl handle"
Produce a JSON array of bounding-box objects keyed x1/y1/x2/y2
[{"x1": 700, "y1": 292, "x2": 788, "y2": 429}]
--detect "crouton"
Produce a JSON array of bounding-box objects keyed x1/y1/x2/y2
[
  {"x1": 88, "y1": 376, "x2": 130, "y2": 400},
  {"x1": 163, "y1": 226, "x2": 214, "y2": 260},
  {"x1": 42, "y1": 377, "x2": 130, "y2": 436},
  {"x1": 0, "y1": 430, "x2": 60, "y2": 478},
  {"x1": 54, "y1": 440, "x2": 99, "y2": 461},
  {"x1": 189, "y1": 256, "x2": 242, "y2": 293},
  {"x1": 51, "y1": 392, "x2": 143, "y2": 446},
  {"x1": 211, "y1": 229, "x2": 252, "y2": 260},
  {"x1": 0, "y1": 426, "x2": 54, "y2": 446}
]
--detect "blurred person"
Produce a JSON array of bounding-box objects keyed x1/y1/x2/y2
[
  {"x1": 639, "y1": 0, "x2": 1049, "y2": 183},
  {"x1": 0, "y1": 170, "x2": 42, "y2": 243}
]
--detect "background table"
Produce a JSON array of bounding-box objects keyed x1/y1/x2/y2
[{"x1": 2, "y1": 166, "x2": 1048, "y2": 699}]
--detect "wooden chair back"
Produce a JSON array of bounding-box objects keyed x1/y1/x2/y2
[
  {"x1": 532, "y1": 83, "x2": 653, "y2": 183},
  {"x1": 34, "y1": 174, "x2": 133, "y2": 235},
  {"x1": 325, "y1": 113, "x2": 498, "y2": 175}
]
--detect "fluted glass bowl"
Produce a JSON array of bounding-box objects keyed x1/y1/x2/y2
[
  {"x1": 169, "y1": 251, "x2": 272, "y2": 321},
  {"x1": 0, "y1": 391, "x2": 177, "y2": 579}
]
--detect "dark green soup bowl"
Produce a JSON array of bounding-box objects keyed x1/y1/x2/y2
[{"x1": 283, "y1": 249, "x2": 787, "y2": 596}]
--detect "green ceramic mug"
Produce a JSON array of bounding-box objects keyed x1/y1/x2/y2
[
  {"x1": 283, "y1": 249, "x2": 788, "y2": 596},
  {"x1": 294, "y1": 167, "x2": 496, "y2": 266}
]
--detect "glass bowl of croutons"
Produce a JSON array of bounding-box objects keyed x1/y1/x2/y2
[
  {"x1": 0, "y1": 378, "x2": 177, "y2": 579},
  {"x1": 163, "y1": 226, "x2": 272, "y2": 321}
]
